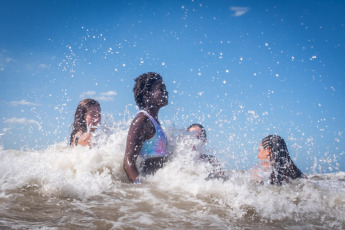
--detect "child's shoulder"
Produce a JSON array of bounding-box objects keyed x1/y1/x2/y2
[
  {"x1": 73, "y1": 131, "x2": 91, "y2": 147},
  {"x1": 131, "y1": 113, "x2": 154, "y2": 131}
]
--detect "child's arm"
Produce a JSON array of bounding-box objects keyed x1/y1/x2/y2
[{"x1": 123, "y1": 115, "x2": 151, "y2": 183}]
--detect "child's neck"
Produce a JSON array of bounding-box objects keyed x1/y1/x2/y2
[{"x1": 143, "y1": 106, "x2": 159, "y2": 120}]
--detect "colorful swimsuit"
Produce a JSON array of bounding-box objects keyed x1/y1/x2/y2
[
  {"x1": 74, "y1": 132, "x2": 83, "y2": 146},
  {"x1": 136, "y1": 110, "x2": 168, "y2": 159}
]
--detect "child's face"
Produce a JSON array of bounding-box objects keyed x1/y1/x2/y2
[
  {"x1": 86, "y1": 105, "x2": 101, "y2": 131},
  {"x1": 188, "y1": 126, "x2": 206, "y2": 143},
  {"x1": 258, "y1": 142, "x2": 272, "y2": 168},
  {"x1": 149, "y1": 79, "x2": 169, "y2": 108}
]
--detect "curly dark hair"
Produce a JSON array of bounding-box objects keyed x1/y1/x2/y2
[
  {"x1": 261, "y1": 135, "x2": 303, "y2": 185},
  {"x1": 70, "y1": 99, "x2": 100, "y2": 145},
  {"x1": 133, "y1": 72, "x2": 163, "y2": 109}
]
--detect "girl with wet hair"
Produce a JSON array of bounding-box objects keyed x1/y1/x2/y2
[
  {"x1": 124, "y1": 72, "x2": 169, "y2": 183},
  {"x1": 259, "y1": 135, "x2": 305, "y2": 185},
  {"x1": 70, "y1": 99, "x2": 101, "y2": 148}
]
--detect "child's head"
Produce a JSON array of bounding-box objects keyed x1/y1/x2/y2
[
  {"x1": 187, "y1": 123, "x2": 207, "y2": 143},
  {"x1": 260, "y1": 135, "x2": 289, "y2": 164},
  {"x1": 259, "y1": 135, "x2": 300, "y2": 184},
  {"x1": 70, "y1": 99, "x2": 101, "y2": 145},
  {"x1": 133, "y1": 72, "x2": 167, "y2": 109}
]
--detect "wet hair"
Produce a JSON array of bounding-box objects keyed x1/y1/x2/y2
[
  {"x1": 187, "y1": 123, "x2": 207, "y2": 142},
  {"x1": 261, "y1": 135, "x2": 303, "y2": 184},
  {"x1": 133, "y1": 72, "x2": 163, "y2": 109},
  {"x1": 70, "y1": 99, "x2": 100, "y2": 145}
]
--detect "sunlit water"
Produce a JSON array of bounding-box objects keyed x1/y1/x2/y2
[{"x1": 0, "y1": 121, "x2": 344, "y2": 229}]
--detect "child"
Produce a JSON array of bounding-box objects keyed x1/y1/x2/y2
[
  {"x1": 123, "y1": 72, "x2": 169, "y2": 183},
  {"x1": 187, "y1": 123, "x2": 208, "y2": 154},
  {"x1": 70, "y1": 99, "x2": 101, "y2": 148},
  {"x1": 257, "y1": 135, "x2": 305, "y2": 184},
  {"x1": 187, "y1": 123, "x2": 207, "y2": 147},
  {"x1": 187, "y1": 124, "x2": 227, "y2": 181}
]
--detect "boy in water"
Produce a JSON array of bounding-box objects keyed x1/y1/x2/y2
[{"x1": 187, "y1": 124, "x2": 228, "y2": 180}]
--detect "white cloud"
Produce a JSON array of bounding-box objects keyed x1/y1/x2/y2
[
  {"x1": 94, "y1": 96, "x2": 115, "y2": 102},
  {"x1": 101, "y1": 91, "x2": 117, "y2": 96},
  {"x1": 4, "y1": 117, "x2": 41, "y2": 129},
  {"x1": 80, "y1": 91, "x2": 96, "y2": 99},
  {"x1": 230, "y1": 6, "x2": 250, "y2": 17},
  {"x1": 10, "y1": 100, "x2": 40, "y2": 106},
  {"x1": 80, "y1": 91, "x2": 117, "y2": 102}
]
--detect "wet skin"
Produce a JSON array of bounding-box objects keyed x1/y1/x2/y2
[
  {"x1": 258, "y1": 142, "x2": 272, "y2": 169},
  {"x1": 124, "y1": 79, "x2": 169, "y2": 183},
  {"x1": 72, "y1": 105, "x2": 101, "y2": 148}
]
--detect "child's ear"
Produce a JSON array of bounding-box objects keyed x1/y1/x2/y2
[
  {"x1": 266, "y1": 147, "x2": 273, "y2": 161},
  {"x1": 265, "y1": 147, "x2": 271, "y2": 156}
]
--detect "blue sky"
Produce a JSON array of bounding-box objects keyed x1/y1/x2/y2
[{"x1": 1, "y1": 0, "x2": 344, "y2": 173}]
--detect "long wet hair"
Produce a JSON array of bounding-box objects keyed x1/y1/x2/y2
[
  {"x1": 261, "y1": 135, "x2": 303, "y2": 185},
  {"x1": 187, "y1": 123, "x2": 207, "y2": 142},
  {"x1": 133, "y1": 72, "x2": 162, "y2": 109},
  {"x1": 70, "y1": 99, "x2": 100, "y2": 145}
]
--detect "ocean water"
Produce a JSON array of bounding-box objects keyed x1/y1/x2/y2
[{"x1": 0, "y1": 121, "x2": 344, "y2": 230}]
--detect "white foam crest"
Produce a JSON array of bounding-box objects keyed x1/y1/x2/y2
[
  {"x1": 1, "y1": 123, "x2": 345, "y2": 224},
  {"x1": 140, "y1": 128, "x2": 345, "y2": 222},
  {"x1": 153, "y1": 163, "x2": 345, "y2": 223},
  {"x1": 0, "y1": 120, "x2": 130, "y2": 199}
]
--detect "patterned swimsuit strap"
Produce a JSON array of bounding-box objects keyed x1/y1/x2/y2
[
  {"x1": 74, "y1": 132, "x2": 83, "y2": 146},
  {"x1": 138, "y1": 110, "x2": 159, "y2": 128}
]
